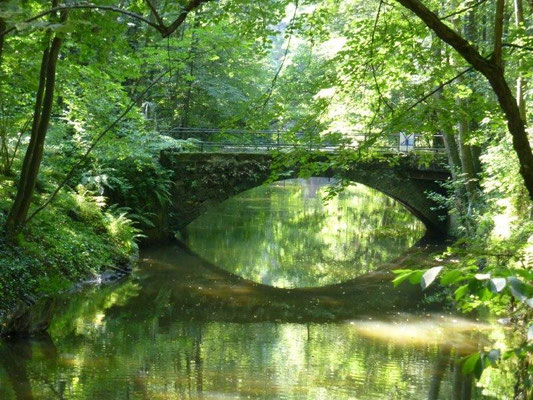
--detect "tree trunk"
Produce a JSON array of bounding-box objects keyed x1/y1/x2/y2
[
  {"x1": 514, "y1": 0, "x2": 527, "y2": 121},
  {"x1": 433, "y1": 83, "x2": 461, "y2": 174},
  {"x1": 5, "y1": 6, "x2": 65, "y2": 236},
  {"x1": 0, "y1": 17, "x2": 5, "y2": 66},
  {"x1": 456, "y1": 101, "x2": 478, "y2": 204},
  {"x1": 433, "y1": 43, "x2": 466, "y2": 229},
  {"x1": 16, "y1": 35, "x2": 63, "y2": 224},
  {"x1": 470, "y1": 141, "x2": 483, "y2": 175},
  {"x1": 394, "y1": 0, "x2": 533, "y2": 201},
  {"x1": 464, "y1": 8, "x2": 483, "y2": 178},
  {"x1": 452, "y1": 17, "x2": 478, "y2": 203},
  {"x1": 5, "y1": 45, "x2": 51, "y2": 235},
  {"x1": 181, "y1": 13, "x2": 200, "y2": 128}
]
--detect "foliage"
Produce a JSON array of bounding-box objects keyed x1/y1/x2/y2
[
  {"x1": 0, "y1": 177, "x2": 138, "y2": 321},
  {"x1": 1, "y1": 0, "x2": 533, "y2": 396}
]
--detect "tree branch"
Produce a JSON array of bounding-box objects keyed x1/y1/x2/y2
[
  {"x1": 7, "y1": 117, "x2": 32, "y2": 171},
  {"x1": 393, "y1": 0, "x2": 495, "y2": 77},
  {"x1": 503, "y1": 42, "x2": 533, "y2": 52},
  {"x1": 162, "y1": 0, "x2": 210, "y2": 37},
  {"x1": 370, "y1": 0, "x2": 395, "y2": 113},
  {"x1": 402, "y1": 66, "x2": 474, "y2": 114},
  {"x1": 0, "y1": 0, "x2": 211, "y2": 39},
  {"x1": 260, "y1": 0, "x2": 299, "y2": 109},
  {"x1": 144, "y1": 0, "x2": 165, "y2": 27},
  {"x1": 393, "y1": 0, "x2": 533, "y2": 201},
  {"x1": 0, "y1": 4, "x2": 161, "y2": 38},
  {"x1": 492, "y1": 0, "x2": 505, "y2": 67},
  {"x1": 440, "y1": 0, "x2": 490, "y2": 21}
]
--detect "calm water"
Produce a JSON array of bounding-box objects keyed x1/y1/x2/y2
[
  {"x1": 0, "y1": 179, "x2": 493, "y2": 399},
  {"x1": 185, "y1": 178, "x2": 425, "y2": 288}
]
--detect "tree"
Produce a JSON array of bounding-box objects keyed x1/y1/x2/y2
[
  {"x1": 1, "y1": 0, "x2": 209, "y2": 237},
  {"x1": 393, "y1": 0, "x2": 533, "y2": 201}
]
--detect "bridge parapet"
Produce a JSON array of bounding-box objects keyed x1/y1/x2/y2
[{"x1": 160, "y1": 127, "x2": 447, "y2": 154}]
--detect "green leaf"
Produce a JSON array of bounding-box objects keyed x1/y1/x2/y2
[
  {"x1": 421, "y1": 266, "x2": 443, "y2": 290},
  {"x1": 440, "y1": 269, "x2": 465, "y2": 285},
  {"x1": 408, "y1": 270, "x2": 424, "y2": 284},
  {"x1": 462, "y1": 352, "x2": 481, "y2": 375},
  {"x1": 392, "y1": 270, "x2": 414, "y2": 287},
  {"x1": 508, "y1": 276, "x2": 532, "y2": 302},
  {"x1": 455, "y1": 284, "x2": 469, "y2": 301},
  {"x1": 488, "y1": 278, "x2": 506, "y2": 293}
]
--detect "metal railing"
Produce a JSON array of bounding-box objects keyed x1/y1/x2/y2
[{"x1": 159, "y1": 127, "x2": 447, "y2": 154}]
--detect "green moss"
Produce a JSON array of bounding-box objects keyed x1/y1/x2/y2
[{"x1": 0, "y1": 179, "x2": 138, "y2": 321}]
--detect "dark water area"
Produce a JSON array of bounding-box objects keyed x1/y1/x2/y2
[{"x1": 0, "y1": 179, "x2": 495, "y2": 399}]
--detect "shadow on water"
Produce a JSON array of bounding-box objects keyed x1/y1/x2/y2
[{"x1": 133, "y1": 239, "x2": 438, "y2": 323}]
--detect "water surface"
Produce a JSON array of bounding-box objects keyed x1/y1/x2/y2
[
  {"x1": 0, "y1": 179, "x2": 493, "y2": 399},
  {"x1": 185, "y1": 178, "x2": 425, "y2": 288}
]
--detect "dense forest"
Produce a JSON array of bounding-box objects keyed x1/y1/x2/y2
[{"x1": 0, "y1": 0, "x2": 532, "y2": 398}]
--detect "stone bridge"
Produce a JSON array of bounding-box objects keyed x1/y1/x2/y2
[{"x1": 147, "y1": 151, "x2": 450, "y2": 242}]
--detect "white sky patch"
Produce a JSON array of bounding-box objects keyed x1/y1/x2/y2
[
  {"x1": 283, "y1": 3, "x2": 317, "y2": 24},
  {"x1": 318, "y1": 36, "x2": 347, "y2": 58},
  {"x1": 315, "y1": 87, "x2": 336, "y2": 99}
]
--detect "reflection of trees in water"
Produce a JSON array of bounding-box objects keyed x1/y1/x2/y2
[
  {"x1": 0, "y1": 335, "x2": 60, "y2": 400},
  {"x1": 0, "y1": 309, "x2": 481, "y2": 399},
  {"x1": 0, "y1": 250, "x2": 486, "y2": 400},
  {"x1": 186, "y1": 178, "x2": 424, "y2": 288},
  {"x1": 427, "y1": 350, "x2": 475, "y2": 400}
]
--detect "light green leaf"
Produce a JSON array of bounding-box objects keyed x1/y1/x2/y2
[
  {"x1": 392, "y1": 270, "x2": 415, "y2": 287},
  {"x1": 455, "y1": 284, "x2": 469, "y2": 301},
  {"x1": 440, "y1": 269, "x2": 464, "y2": 285},
  {"x1": 488, "y1": 278, "x2": 506, "y2": 293},
  {"x1": 462, "y1": 352, "x2": 481, "y2": 375},
  {"x1": 421, "y1": 266, "x2": 443, "y2": 290}
]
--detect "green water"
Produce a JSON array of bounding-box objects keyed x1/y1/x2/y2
[
  {"x1": 0, "y1": 179, "x2": 492, "y2": 399},
  {"x1": 185, "y1": 178, "x2": 425, "y2": 288}
]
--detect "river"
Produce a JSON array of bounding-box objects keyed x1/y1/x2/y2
[{"x1": 0, "y1": 178, "x2": 495, "y2": 399}]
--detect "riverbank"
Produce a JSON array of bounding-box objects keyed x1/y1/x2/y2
[{"x1": 0, "y1": 176, "x2": 139, "y2": 336}]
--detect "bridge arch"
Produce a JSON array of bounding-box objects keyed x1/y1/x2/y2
[{"x1": 145, "y1": 152, "x2": 449, "y2": 242}]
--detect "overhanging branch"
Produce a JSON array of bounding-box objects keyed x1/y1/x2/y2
[{"x1": 0, "y1": 0, "x2": 211, "y2": 38}]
